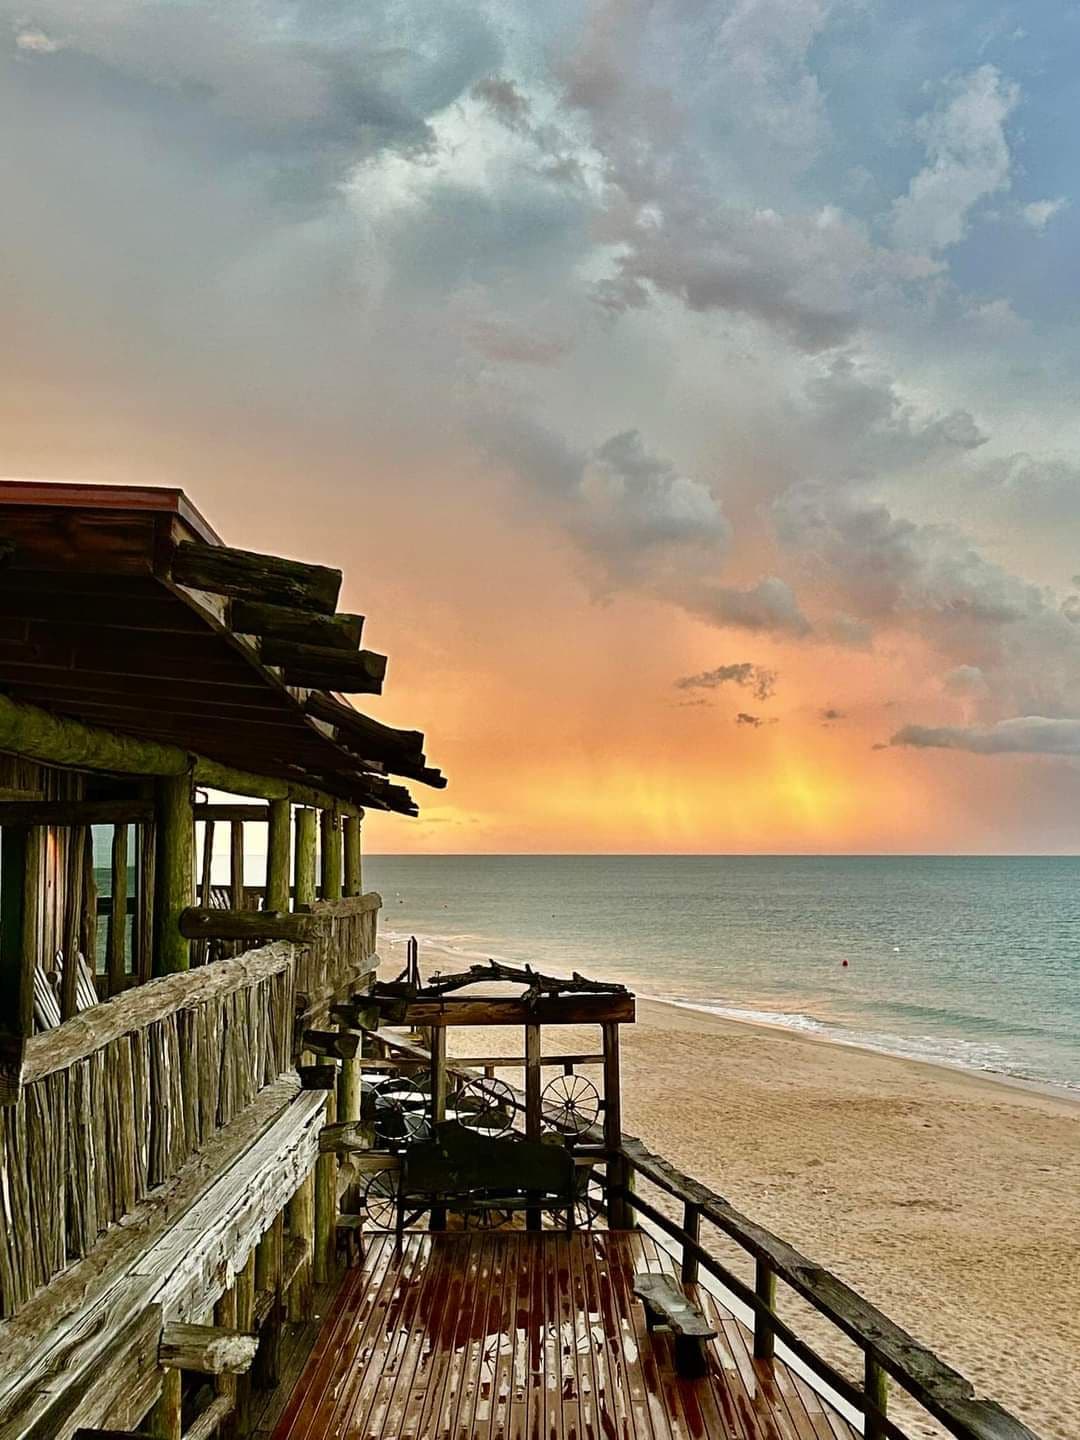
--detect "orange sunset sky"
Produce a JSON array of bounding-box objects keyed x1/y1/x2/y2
[{"x1": 5, "y1": 4, "x2": 1080, "y2": 854}]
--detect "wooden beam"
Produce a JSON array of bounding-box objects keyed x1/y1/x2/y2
[
  {"x1": 391, "y1": 993, "x2": 636, "y2": 1027},
  {"x1": 285, "y1": 1172, "x2": 314, "y2": 1322},
  {"x1": 603, "y1": 1021, "x2": 627, "y2": 1229},
  {"x1": 170, "y1": 540, "x2": 342, "y2": 615},
  {"x1": 229, "y1": 820, "x2": 245, "y2": 912},
  {"x1": 147, "y1": 1369, "x2": 182, "y2": 1440},
  {"x1": 229, "y1": 599, "x2": 363, "y2": 651},
  {"x1": 159, "y1": 1324, "x2": 258, "y2": 1375},
  {"x1": 260, "y1": 640, "x2": 386, "y2": 694},
  {"x1": 194, "y1": 804, "x2": 268, "y2": 823},
  {"x1": 304, "y1": 692, "x2": 424, "y2": 761},
  {"x1": 313, "y1": 1090, "x2": 337, "y2": 1284},
  {"x1": 152, "y1": 774, "x2": 193, "y2": 975},
  {"x1": 302, "y1": 1028, "x2": 360, "y2": 1060},
  {"x1": 182, "y1": 1395, "x2": 234, "y2": 1440},
  {"x1": 0, "y1": 799, "x2": 154, "y2": 826},
  {"x1": 135, "y1": 823, "x2": 155, "y2": 984},
  {"x1": 253, "y1": 1213, "x2": 284, "y2": 1389},
  {"x1": 0, "y1": 692, "x2": 365, "y2": 814},
  {"x1": 265, "y1": 798, "x2": 290, "y2": 914},
  {"x1": 177, "y1": 907, "x2": 324, "y2": 943},
  {"x1": 318, "y1": 1121, "x2": 372, "y2": 1155}
]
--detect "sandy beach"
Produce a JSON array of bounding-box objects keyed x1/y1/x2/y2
[{"x1": 380, "y1": 941, "x2": 1080, "y2": 1440}]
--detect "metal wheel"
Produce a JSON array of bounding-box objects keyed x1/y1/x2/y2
[
  {"x1": 464, "y1": 1202, "x2": 513, "y2": 1230},
  {"x1": 456, "y1": 1075, "x2": 515, "y2": 1137},
  {"x1": 541, "y1": 1073, "x2": 600, "y2": 1135},
  {"x1": 372, "y1": 1074, "x2": 428, "y2": 1143},
  {"x1": 363, "y1": 1168, "x2": 400, "y2": 1229}
]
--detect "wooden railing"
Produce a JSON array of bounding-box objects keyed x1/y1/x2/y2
[
  {"x1": 369, "y1": 1030, "x2": 1040, "y2": 1440},
  {"x1": 0, "y1": 943, "x2": 295, "y2": 1319}
]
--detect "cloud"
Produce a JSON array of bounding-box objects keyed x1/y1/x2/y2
[
  {"x1": 472, "y1": 75, "x2": 531, "y2": 131},
  {"x1": 891, "y1": 717, "x2": 1080, "y2": 757},
  {"x1": 891, "y1": 66, "x2": 1019, "y2": 253},
  {"x1": 674, "y1": 662, "x2": 777, "y2": 700},
  {"x1": 735, "y1": 711, "x2": 763, "y2": 728},
  {"x1": 943, "y1": 664, "x2": 990, "y2": 698},
  {"x1": 1019, "y1": 198, "x2": 1067, "y2": 232},
  {"x1": 682, "y1": 576, "x2": 811, "y2": 636}
]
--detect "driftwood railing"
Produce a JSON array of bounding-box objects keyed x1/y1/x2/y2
[
  {"x1": 0, "y1": 944, "x2": 295, "y2": 1319},
  {"x1": 369, "y1": 1029, "x2": 1039, "y2": 1440}
]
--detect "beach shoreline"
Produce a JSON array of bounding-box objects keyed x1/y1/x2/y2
[{"x1": 377, "y1": 932, "x2": 1080, "y2": 1439}]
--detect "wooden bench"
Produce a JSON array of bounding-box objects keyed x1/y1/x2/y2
[{"x1": 633, "y1": 1272, "x2": 716, "y2": 1378}]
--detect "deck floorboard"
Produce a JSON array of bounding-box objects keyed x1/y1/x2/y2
[{"x1": 269, "y1": 1231, "x2": 860, "y2": 1440}]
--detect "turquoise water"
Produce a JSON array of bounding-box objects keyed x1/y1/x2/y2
[{"x1": 364, "y1": 856, "x2": 1080, "y2": 1093}]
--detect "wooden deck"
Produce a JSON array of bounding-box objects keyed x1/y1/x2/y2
[{"x1": 271, "y1": 1230, "x2": 859, "y2": 1440}]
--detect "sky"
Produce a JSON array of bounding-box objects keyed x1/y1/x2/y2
[{"x1": 4, "y1": 1, "x2": 1080, "y2": 854}]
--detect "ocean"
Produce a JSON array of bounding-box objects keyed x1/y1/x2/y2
[{"x1": 364, "y1": 855, "x2": 1080, "y2": 1094}]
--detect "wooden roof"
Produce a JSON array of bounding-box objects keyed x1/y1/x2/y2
[{"x1": 0, "y1": 482, "x2": 443, "y2": 814}]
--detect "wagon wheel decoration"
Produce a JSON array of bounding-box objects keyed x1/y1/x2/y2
[
  {"x1": 541, "y1": 1073, "x2": 600, "y2": 1136},
  {"x1": 362, "y1": 1168, "x2": 400, "y2": 1229},
  {"x1": 456, "y1": 1075, "x2": 516, "y2": 1138},
  {"x1": 371, "y1": 1074, "x2": 429, "y2": 1144}
]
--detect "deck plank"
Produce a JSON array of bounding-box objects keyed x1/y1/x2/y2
[{"x1": 269, "y1": 1231, "x2": 859, "y2": 1440}]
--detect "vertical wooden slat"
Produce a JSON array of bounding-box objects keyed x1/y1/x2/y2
[
  {"x1": 107, "y1": 823, "x2": 129, "y2": 994},
  {"x1": 603, "y1": 1021, "x2": 626, "y2": 1229},
  {"x1": 525, "y1": 1022, "x2": 542, "y2": 1232},
  {"x1": 314, "y1": 1091, "x2": 337, "y2": 1283},
  {"x1": 0, "y1": 825, "x2": 39, "y2": 1105},
  {"x1": 80, "y1": 836, "x2": 98, "y2": 980},
  {"x1": 754, "y1": 1258, "x2": 776, "y2": 1362},
  {"x1": 135, "y1": 822, "x2": 156, "y2": 985},
  {"x1": 147, "y1": 1366, "x2": 182, "y2": 1439},
  {"x1": 865, "y1": 1352, "x2": 888, "y2": 1440},
  {"x1": 196, "y1": 815, "x2": 215, "y2": 967},
  {"x1": 60, "y1": 826, "x2": 86, "y2": 1019},
  {"x1": 153, "y1": 774, "x2": 193, "y2": 975}
]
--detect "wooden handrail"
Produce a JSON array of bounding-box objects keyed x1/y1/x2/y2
[{"x1": 619, "y1": 1135, "x2": 1041, "y2": 1440}]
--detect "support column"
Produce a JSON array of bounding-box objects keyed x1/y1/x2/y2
[
  {"x1": 153, "y1": 773, "x2": 194, "y2": 975},
  {"x1": 60, "y1": 826, "x2": 86, "y2": 1019},
  {"x1": 265, "y1": 798, "x2": 291, "y2": 913},
  {"x1": 603, "y1": 1021, "x2": 628, "y2": 1229},
  {"x1": 254, "y1": 1214, "x2": 283, "y2": 1389},
  {"x1": 314, "y1": 1089, "x2": 338, "y2": 1282},
  {"x1": 213, "y1": 1282, "x2": 239, "y2": 1440},
  {"x1": 229, "y1": 819, "x2": 245, "y2": 913},
  {"x1": 319, "y1": 809, "x2": 342, "y2": 901},
  {"x1": 293, "y1": 808, "x2": 317, "y2": 911},
  {"x1": 525, "y1": 1022, "x2": 542, "y2": 1231},
  {"x1": 0, "y1": 825, "x2": 40, "y2": 1105},
  {"x1": 147, "y1": 1369, "x2": 182, "y2": 1440},
  {"x1": 235, "y1": 1250, "x2": 256, "y2": 1436},
  {"x1": 343, "y1": 814, "x2": 362, "y2": 897},
  {"x1": 286, "y1": 1171, "x2": 315, "y2": 1321}
]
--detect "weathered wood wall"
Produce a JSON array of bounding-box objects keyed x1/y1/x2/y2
[{"x1": 0, "y1": 946, "x2": 295, "y2": 1318}]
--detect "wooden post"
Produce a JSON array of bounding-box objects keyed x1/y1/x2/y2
[
  {"x1": 342, "y1": 814, "x2": 362, "y2": 897},
  {"x1": 106, "y1": 823, "x2": 129, "y2": 994},
  {"x1": 195, "y1": 816, "x2": 215, "y2": 967},
  {"x1": 753, "y1": 1259, "x2": 776, "y2": 1363},
  {"x1": 146, "y1": 1368, "x2": 182, "y2": 1440},
  {"x1": 235, "y1": 1250, "x2": 256, "y2": 1436},
  {"x1": 0, "y1": 825, "x2": 40, "y2": 1105},
  {"x1": 293, "y1": 807, "x2": 317, "y2": 911},
  {"x1": 265, "y1": 799, "x2": 290, "y2": 913},
  {"x1": 80, "y1": 831, "x2": 98, "y2": 975},
  {"x1": 286, "y1": 1170, "x2": 315, "y2": 1321},
  {"x1": 135, "y1": 822, "x2": 155, "y2": 984},
  {"x1": 864, "y1": 1353, "x2": 888, "y2": 1440},
  {"x1": 319, "y1": 810, "x2": 342, "y2": 901},
  {"x1": 60, "y1": 825, "x2": 86, "y2": 1019},
  {"x1": 213, "y1": 1283, "x2": 238, "y2": 1439},
  {"x1": 314, "y1": 1089, "x2": 338, "y2": 1282},
  {"x1": 229, "y1": 820, "x2": 245, "y2": 913},
  {"x1": 254, "y1": 1214, "x2": 283, "y2": 1389},
  {"x1": 681, "y1": 1202, "x2": 701, "y2": 1285},
  {"x1": 525, "y1": 1022, "x2": 542, "y2": 1231},
  {"x1": 603, "y1": 1021, "x2": 627, "y2": 1229},
  {"x1": 153, "y1": 773, "x2": 193, "y2": 975}
]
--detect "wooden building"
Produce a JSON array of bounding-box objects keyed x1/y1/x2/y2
[{"x1": 0, "y1": 483, "x2": 1041, "y2": 1440}]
